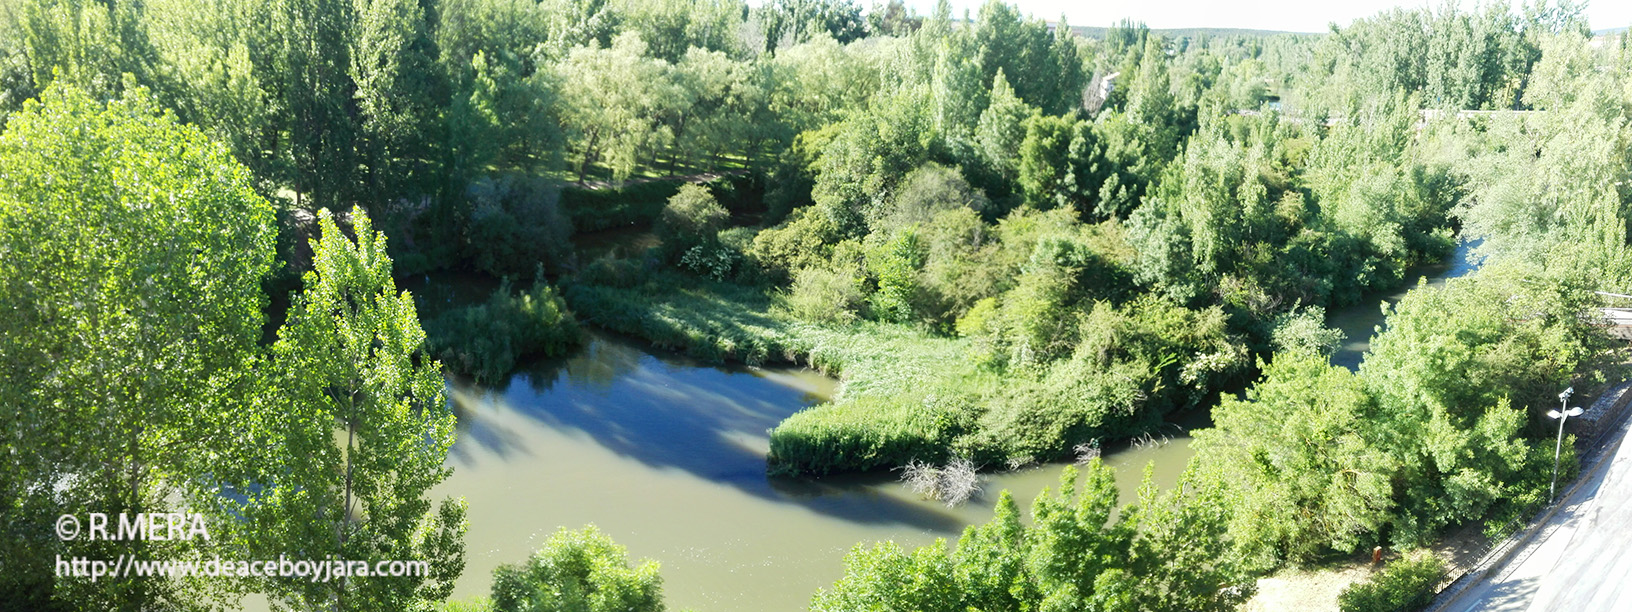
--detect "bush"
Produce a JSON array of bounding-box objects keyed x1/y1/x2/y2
[
  {"x1": 963, "y1": 357, "x2": 1155, "y2": 465},
  {"x1": 659, "y1": 183, "x2": 729, "y2": 255},
  {"x1": 748, "y1": 206, "x2": 838, "y2": 279},
  {"x1": 1270, "y1": 304, "x2": 1346, "y2": 357},
  {"x1": 678, "y1": 243, "x2": 739, "y2": 281},
  {"x1": 426, "y1": 280, "x2": 581, "y2": 384},
  {"x1": 918, "y1": 208, "x2": 1007, "y2": 324},
  {"x1": 464, "y1": 175, "x2": 574, "y2": 277},
  {"x1": 784, "y1": 266, "x2": 864, "y2": 325},
  {"x1": 871, "y1": 162, "x2": 989, "y2": 235},
  {"x1": 491, "y1": 526, "x2": 664, "y2": 612},
  {"x1": 1337, "y1": 556, "x2": 1445, "y2": 612},
  {"x1": 864, "y1": 230, "x2": 925, "y2": 324},
  {"x1": 768, "y1": 390, "x2": 978, "y2": 476}
]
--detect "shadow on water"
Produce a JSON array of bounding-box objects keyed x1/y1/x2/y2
[
  {"x1": 1328, "y1": 238, "x2": 1486, "y2": 371},
  {"x1": 445, "y1": 330, "x2": 970, "y2": 533}
]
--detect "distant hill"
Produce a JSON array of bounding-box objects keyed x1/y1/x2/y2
[{"x1": 1067, "y1": 25, "x2": 1320, "y2": 39}]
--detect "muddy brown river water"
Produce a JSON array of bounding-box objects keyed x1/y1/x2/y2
[{"x1": 421, "y1": 240, "x2": 1483, "y2": 611}]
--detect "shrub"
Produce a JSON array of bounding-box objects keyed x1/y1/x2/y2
[
  {"x1": 748, "y1": 206, "x2": 838, "y2": 279},
  {"x1": 426, "y1": 280, "x2": 581, "y2": 384},
  {"x1": 961, "y1": 356, "x2": 1154, "y2": 465},
  {"x1": 1337, "y1": 556, "x2": 1445, "y2": 612},
  {"x1": 1270, "y1": 304, "x2": 1346, "y2": 357},
  {"x1": 865, "y1": 230, "x2": 924, "y2": 324},
  {"x1": 768, "y1": 390, "x2": 977, "y2": 476},
  {"x1": 784, "y1": 266, "x2": 864, "y2": 325},
  {"x1": 871, "y1": 162, "x2": 989, "y2": 235},
  {"x1": 465, "y1": 175, "x2": 574, "y2": 277},
  {"x1": 678, "y1": 244, "x2": 739, "y2": 281},
  {"x1": 658, "y1": 183, "x2": 729, "y2": 255},
  {"x1": 491, "y1": 526, "x2": 664, "y2": 612},
  {"x1": 899, "y1": 457, "x2": 982, "y2": 507},
  {"x1": 918, "y1": 208, "x2": 1007, "y2": 324}
]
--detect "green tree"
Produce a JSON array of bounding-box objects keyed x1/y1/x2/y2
[
  {"x1": 1194, "y1": 353, "x2": 1397, "y2": 567},
  {"x1": 811, "y1": 461, "x2": 1254, "y2": 612},
  {"x1": 810, "y1": 84, "x2": 935, "y2": 235},
  {"x1": 491, "y1": 526, "x2": 664, "y2": 612},
  {"x1": 1360, "y1": 275, "x2": 1591, "y2": 545},
  {"x1": 1017, "y1": 113, "x2": 1074, "y2": 208},
  {"x1": 13, "y1": 0, "x2": 165, "y2": 103},
  {"x1": 970, "y1": 0, "x2": 1080, "y2": 114},
  {"x1": 557, "y1": 32, "x2": 676, "y2": 182},
  {"x1": 0, "y1": 82, "x2": 275, "y2": 610},
  {"x1": 659, "y1": 183, "x2": 730, "y2": 253},
  {"x1": 1092, "y1": 469, "x2": 1254, "y2": 612},
  {"x1": 252, "y1": 208, "x2": 466, "y2": 611},
  {"x1": 615, "y1": 0, "x2": 743, "y2": 63},
  {"x1": 753, "y1": 0, "x2": 866, "y2": 54},
  {"x1": 975, "y1": 69, "x2": 1034, "y2": 185},
  {"x1": 811, "y1": 541, "x2": 961, "y2": 612},
  {"x1": 263, "y1": 0, "x2": 360, "y2": 208},
  {"x1": 351, "y1": 0, "x2": 443, "y2": 203}
]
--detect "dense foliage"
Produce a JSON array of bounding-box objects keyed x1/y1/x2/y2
[
  {"x1": 8, "y1": 0, "x2": 1632, "y2": 609},
  {"x1": 811, "y1": 462, "x2": 1252, "y2": 612},
  {"x1": 427, "y1": 279, "x2": 582, "y2": 384},
  {"x1": 1337, "y1": 556, "x2": 1446, "y2": 612},
  {"x1": 490, "y1": 526, "x2": 664, "y2": 612},
  {"x1": 0, "y1": 86, "x2": 463, "y2": 611},
  {"x1": 0, "y1": 83, "x2": 277, "y2": 611}
]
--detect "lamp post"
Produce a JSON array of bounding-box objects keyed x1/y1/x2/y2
[{"x1": 1548, "y1": 387, "x2": 1584, "y2": 503}]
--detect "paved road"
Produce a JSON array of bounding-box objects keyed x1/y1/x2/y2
[{"x1": 1439, "y1": 415, "x2": 1632, "y2": 611}]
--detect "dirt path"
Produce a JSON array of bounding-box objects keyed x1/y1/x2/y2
[{"x1": 1243, "y1": 524, "x2": 1491, "y2": 612}]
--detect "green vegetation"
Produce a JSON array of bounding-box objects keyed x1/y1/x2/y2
[
  {"x1": 491, "y1": 526, "x2": 665, "y2": 612},
  {"x1": 0, "y1": 83, "x2": 462, "y2": 611},
  {"x1": 0, "y1": 83, "x2": 279, "y2": 611},
  {"x1": 431, "y1": 526, "x2": 666, "y2": 612},
  {"x1": 8, "y1": 0, "x2": 1632, "y2": 609},
  {"x1": 811, "y1": 462, "x2": 1251, "y2": 612},
  {"x1": 426, "y1": 279, "x2": 582, "y2": 384},
  {"x1": 1337, "y1": 556, "x2": 1446, "y2": 612},
  {"x1": 261, "y1": 208, "x2": 468, "y2": 610}
]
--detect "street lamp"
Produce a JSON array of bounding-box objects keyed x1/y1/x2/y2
[{"x1": 1548, "y1": 387, "x2": 1584, "y2": 503}]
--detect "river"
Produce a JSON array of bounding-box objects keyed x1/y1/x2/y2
[
  {"x1": 426, "y1": 240, "x2": 1485, "y2": 611},
  {"x1": 1326, "y1": 238, "x2": 1485, "y2": 371},
  {"x1": 431, "y1": 333, "x2": 1193, "y2": 610}
]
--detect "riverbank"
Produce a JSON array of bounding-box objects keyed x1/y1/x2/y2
[
  {"x1": 428, "y1": 330, "x2": 1196, "y2": 611},
  {"x1": 561, "y1": 269, "x2": 1242, "y2": 476}
]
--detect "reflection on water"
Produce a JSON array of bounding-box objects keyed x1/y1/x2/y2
[
  {"x1": 428, "y1": 240, "x2": 1483, "y2": 610},
  {"x1": 1327, "y1": 239, "x2": 1485, "y2": 371},
  {"x1": 434, "y1": 332, "x2": 1194, "y2": 612}
]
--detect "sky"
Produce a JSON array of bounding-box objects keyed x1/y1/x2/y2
[{"x1": 902, "y1": 0, "x2": 1632, "y2": 34}]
